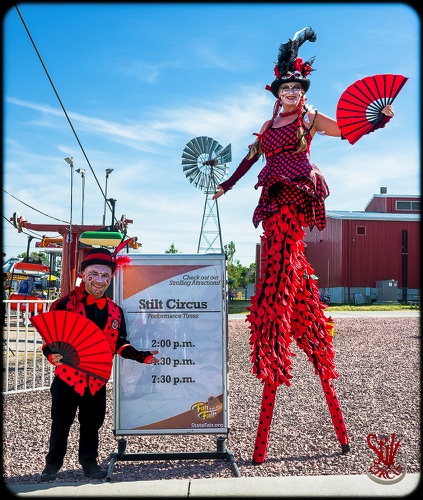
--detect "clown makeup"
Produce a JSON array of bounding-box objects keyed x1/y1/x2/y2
[
  {"x1": 279, "y1": 83, "x2": 303, "y2": 94},
  {"x1": 83, "y1": 264, "x2": 112, "y2": 297},
  {"x1": 279, "y1": 83, "x2": 303, "y2": 108}
]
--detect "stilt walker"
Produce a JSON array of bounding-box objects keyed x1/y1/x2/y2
[
  {"x1": 213, "y1": 26, "x2": 395, "y2": 464},
  {"x1": 248, "y1": 205, "x2": 349, "y2": 463}
]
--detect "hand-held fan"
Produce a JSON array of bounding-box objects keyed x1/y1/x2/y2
[
  {"x1": 336, "y1": 74, "x2": 408, "y2": 145},
  {"x1": 30, "y1": 310, "x2": 113, "y2": 382}
]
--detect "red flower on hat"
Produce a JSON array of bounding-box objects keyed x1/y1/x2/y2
[
  {"x1": 274, "y1": 65, "x2": 281, "y2": 78},
  {"x1": 292, "y1": 58, "x2": 304, "y2": 72},
  {"x1": 302, "y1": 63, "x2": 312, "y2": 76},
  {"x1": 292, "y1": 57, "x2": 312, "y2": 77}
]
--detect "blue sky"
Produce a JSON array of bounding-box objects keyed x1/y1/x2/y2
[{"x1": 2, "y1": 3, "x2": 420, "y2": 266}]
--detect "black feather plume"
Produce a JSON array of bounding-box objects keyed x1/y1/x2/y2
[
  {"x1": 275, "y1": 27, "x2": 317, "y2": 76},
  {"x1": 295, "y1": 27, "x2": 317, "y2": 48}
]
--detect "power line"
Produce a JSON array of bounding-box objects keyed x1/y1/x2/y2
[
  {"x1": 3, "y1": 188, "x2": 69, "y2": 224},
  {"x1": 2, "y1": 214, "x2": 45, "y2": 243}
]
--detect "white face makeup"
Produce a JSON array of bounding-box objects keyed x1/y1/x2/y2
[
  {"x1": 280, "y1": 84, "x2": 302, "y2": 94},
  {"x1": 82, "y1": 264, "x2": 112, "y2": 297},
  {"x1": 278, "y1": 83, "x2": 304, "y2": 107}
]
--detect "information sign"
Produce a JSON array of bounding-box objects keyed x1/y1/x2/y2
[{"x1": 113, "y1": 254, "x2": 229, "y2": 436}]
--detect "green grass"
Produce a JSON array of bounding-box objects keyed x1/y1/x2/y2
[
  {"x1": 228, "y1": 299, "x2": 418, "y2": 314},
  {"x1": 228, "y1": 300, "x2": 252, "y2": 314}
]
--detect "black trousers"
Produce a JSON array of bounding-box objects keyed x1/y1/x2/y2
[{"x1": 45, "y1": 376, "x2": 106, "y2": 471}]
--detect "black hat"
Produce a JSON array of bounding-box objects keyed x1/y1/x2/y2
[
  {"x1": 268, "y1": 27, "x2": 317, "y2": 98},
  {"x1": 80, "y1": 248, "x2": 116, "y2": 273}
]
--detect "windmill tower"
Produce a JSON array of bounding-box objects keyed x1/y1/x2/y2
[{"x1": 181, "y1": 136, "x2": 231, "y2": 253}]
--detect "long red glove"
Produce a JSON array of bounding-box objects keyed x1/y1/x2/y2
[{"x1": 219, "y1": 152, "x2": 260, "y2": 193}]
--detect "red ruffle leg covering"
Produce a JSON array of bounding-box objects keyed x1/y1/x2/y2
[
  {"x1": 283, "y1": 211, "x2": 350, "y2": 453},
  {"x1": 252, "y1": 379, "x2": 278, "y2": 464},
  {"x1": 320, "y1": 376, "x2": 350, "y2": 452},
  {"x1": 249, "y1": 207, "x2": 302, "y2": 463}
]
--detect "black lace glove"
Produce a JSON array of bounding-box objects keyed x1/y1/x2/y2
[{"x1": 119, "y1": 344, "x2": 158, "y2": 364}]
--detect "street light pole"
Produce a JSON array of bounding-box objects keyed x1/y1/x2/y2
[
  {"x1": 64, "y1": 157, "x2": 74, "y2": 288},
  {"x1": 76, "y1": 168, "x2": 86, "y2": 225},
  {"x1": 102, "y1": 168, "x2": 114, "y2": 226},
  {"x1": 64, "y1": 157, "x2": 74, "y2": 228}
]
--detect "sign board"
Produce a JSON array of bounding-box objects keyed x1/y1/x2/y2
[{"x1": 113, "y1": 254, "x2": 229, "y2": 436}]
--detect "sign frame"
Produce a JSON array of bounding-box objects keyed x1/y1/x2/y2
[{"x1": 113, "y1": 253, "x2": 229, "y2": 436}]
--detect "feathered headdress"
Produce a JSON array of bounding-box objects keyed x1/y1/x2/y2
[
  {"x1": 267, "y1": 27, "x2": 317, "y2": 98},
  {"x1": 113, "y1": 236, "x2": 136, "y2": 270}
]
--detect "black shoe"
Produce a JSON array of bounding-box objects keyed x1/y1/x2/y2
[
  {"x1": 83, "y1": 465, "x2": 107, "y2": 479},
  {"x1": 40, "y1": 470, "x2": 58, "y2": 482},
  {"x1": 342, "y1": 443, "x2": 350, "y2": 454}
]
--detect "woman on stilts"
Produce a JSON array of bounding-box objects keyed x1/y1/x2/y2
[{"x1": 213, "y1": 27, "x2": 394, "y2": 464}]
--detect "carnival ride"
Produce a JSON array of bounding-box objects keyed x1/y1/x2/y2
[{"x1": 9, "y1": 212, "x2": 139, "y2": 296}]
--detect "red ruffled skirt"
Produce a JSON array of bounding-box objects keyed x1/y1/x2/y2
[{"x1": 247, "y1": 204, "x2": 338, "y2": 386}]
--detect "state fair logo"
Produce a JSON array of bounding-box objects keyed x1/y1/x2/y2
[
  {"x1": 191, "y1": 396, "x2": 223, "y2": 421},
  {"x1": 366, "y1": 433, "x2": 407, "y2": 484}
]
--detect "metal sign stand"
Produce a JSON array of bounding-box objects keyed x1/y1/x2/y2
[
  {"x1": 108, "y1": 254, "x2": 239, "y2": 482},
  {"x1": 107, "y1": 436, "x2": 240, "y2": 480}
]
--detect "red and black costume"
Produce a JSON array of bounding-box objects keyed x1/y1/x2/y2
[
  {"x1": 220, "y1": 112, "x2": 350, "y2": 463},
  {"x1": 41, "y1": 281, "x2": 154, "y2": 475},
  {"x1": 219, "y1": 25, "x2": 394, "y2": 464}
]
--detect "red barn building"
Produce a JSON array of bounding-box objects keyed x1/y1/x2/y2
[{"x1": 303, "y1": 190, "x2": 420, "y2": 304}]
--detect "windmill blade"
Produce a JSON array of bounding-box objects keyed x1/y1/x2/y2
[
  {"x1": 213, "y1": 164, "x2": 229, "y2": 177},
  {"x1": 182, "y1": 143, "x2": 201, "y2": 161},
  {"x1": 207, "y1": 138, "x2": 220, "y2": 157},
  {"x1": 182, "y1": 165, "x2": 199, "y2": 180},
  {"x1": 181, "y1": 150, "x2": 198, "y2": 163},
  {"x1": 200, "y1": 136, "x2": 213, "y2": 156},
  {"x1": 189, "y1": 168, "x2": 202, "y2": 187},
  {"x1": 197, "y1": 136, "x2": 208, "y2": 154},
  {"x1": 191, "y1": 137, "x2": 205, "y2": 157}
]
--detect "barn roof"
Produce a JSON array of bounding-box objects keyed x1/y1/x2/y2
[{"x1": 326, "y1": 210, "x2": 420, "y2": 222}]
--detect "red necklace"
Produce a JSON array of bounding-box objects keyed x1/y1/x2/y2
[{"x1": 279, "y1": 109, "x2": 298, "y2": 118}]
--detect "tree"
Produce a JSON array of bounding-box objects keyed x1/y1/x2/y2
[
  {"x1": 17, "y1": 251, "x2": 47, "y2": 265},
  {"x1": 224, "y1": 241, "x2": 236, "y2": 264},
  {"x1": 165, "y1": 243, "x2": 180, "y2": 254},
  {"x1": 224, "y1": 241, "x2": 256, "y2": 289}
]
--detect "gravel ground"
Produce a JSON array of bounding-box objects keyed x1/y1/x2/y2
[{"x1": 2, "y1": 317, "x2": 420, "y2": 485}]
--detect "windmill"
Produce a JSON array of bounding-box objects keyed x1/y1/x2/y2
[{"x1": 181, "y1": 136, "x2": 231, "y2": 253}]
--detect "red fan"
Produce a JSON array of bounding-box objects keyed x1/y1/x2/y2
[
  {"x1": 30, "y1": 310, "x2": 113, "y2": 382},
  {"x1": 336, "y1": 74, "x2": 408, "y2": 145}
]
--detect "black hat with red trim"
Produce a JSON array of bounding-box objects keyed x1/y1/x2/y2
[
  {"x1": 81, "y1": 248, "x2": 116, "y2": 273},
  {"x1": 267, "y1": 27, "x2": 317, "y2": 98}
]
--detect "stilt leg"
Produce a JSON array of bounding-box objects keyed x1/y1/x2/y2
[
  {"x1": 320, "y1": 375, "x2": 350, "y2": 452},
  {"x1": 252, "y1": 380, "x2": 278, "y2": 463}
]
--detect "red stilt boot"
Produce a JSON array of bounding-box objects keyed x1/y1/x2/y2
[
  {"x1": 320, "y1": 375, "x2": 350, "y2": 453},
  {"x1": 252, "y1": 379, "x2": 278, "y2": 464}
]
